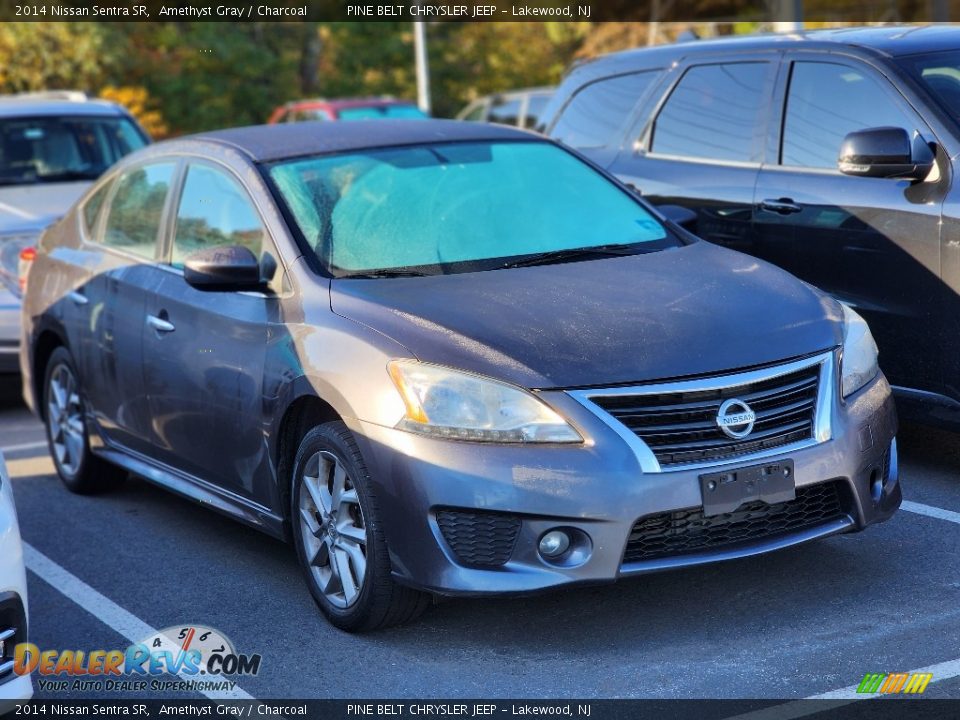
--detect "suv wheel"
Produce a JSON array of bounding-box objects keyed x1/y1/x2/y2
[
  {"x1": 291, "y1": 421, "x2": 430, "y2": 631},
  {"x1": 43, "y1": 347, "x2": 125, "y2": 494}
]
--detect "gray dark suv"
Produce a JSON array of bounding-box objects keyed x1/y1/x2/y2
[{"x1": 20, "y1": 120, "x2": 900, "y2": 631}]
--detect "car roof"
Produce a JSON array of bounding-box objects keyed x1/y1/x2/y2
[
  {"x1": 582, "y1": 25, "x2": 960, "y2": 75},
  {"x1": 0, "y1": 96, "x2": 129, "y2": 119},
  {"x1": 185, "y1": 119, "x2": 540, "y2": 162}
]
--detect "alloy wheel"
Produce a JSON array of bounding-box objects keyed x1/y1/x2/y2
[
  {"x1": 298, "y1": 450, "x2": 368, "y2": 608},
  {"x1": 47, "y1": 363, "x2": 86, "y2": 477}
]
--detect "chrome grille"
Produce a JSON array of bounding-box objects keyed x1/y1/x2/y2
[
  {"x1": 0, "y1": 593, "x2": 26, "y2": 684},
  {"x1": 575, "y1": 354, "x2": 831, "y2": 471}
]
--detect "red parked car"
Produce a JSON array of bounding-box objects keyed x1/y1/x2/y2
[{"x1": 268, "y1": 97, "x2": 428, "y2": 124}]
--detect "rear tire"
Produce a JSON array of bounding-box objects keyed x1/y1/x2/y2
[
  {"x1": 43, "y1": 346, "x2": 125, "y2": 494},
  {"x1": 291, "y1": 421, "x2": 430, "y2": 631}
]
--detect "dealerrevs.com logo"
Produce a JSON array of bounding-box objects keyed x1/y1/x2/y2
[
  {"x1": 13, "y1": 624, "x2": 261, "y2": 693},
  {"x1": 856, "y1": 672, "x2": 933, "y2": 694}
]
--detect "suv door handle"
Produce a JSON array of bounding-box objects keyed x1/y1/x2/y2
[
  {"x1": 67, "y1": 291, "x2": 88, "y2": 306},
  {"x1": 760, "y1": 198, "x2": 802, "y2": 215},
  {"x1": 146, "y1": 314, "x2": 175, "y2": 333}
]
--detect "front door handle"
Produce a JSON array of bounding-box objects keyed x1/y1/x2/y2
[
  {"x1": 760, "y1": 198, "x2": 802, "y2": 215},
  {"x1": 146, "y1": 314, "x2": 175, "y2": 333},
  {"x1": 67, "y1": 291, "x2": 88, "y2": 306}
]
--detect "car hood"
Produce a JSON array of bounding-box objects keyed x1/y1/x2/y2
[
  {"x1": 329, "y1": 242, "x2": 842, "y2": 389},
  {"x1": 0, "y1": 182, "x2": 90, "y2": 234}
]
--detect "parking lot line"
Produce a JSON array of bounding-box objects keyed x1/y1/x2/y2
[
  {"x1": 22, "y1": 542, "x2": 254, "y2": 701},
  {"x1": 723, "y1": 655, "x2": 960, "y2": 719},
  {"x1": 1, "y1": 440, "x2": 48, "y2": 453},
  {"x1": 901, "y1": 500, "x2": 960, "y2": 525}
]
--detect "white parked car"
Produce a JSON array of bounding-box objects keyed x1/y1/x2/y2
[{"x1": 0, "y1": 450, "x2": 31, "y2": 702}]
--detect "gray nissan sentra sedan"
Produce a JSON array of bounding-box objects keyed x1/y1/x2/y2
[{"x1": 19, "y1": 120, "x2": 900, "y2": 631}]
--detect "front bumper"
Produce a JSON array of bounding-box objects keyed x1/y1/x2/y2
[
  {"x1": 0, "y1": 287, "x2": 20, "y2": 374},
  {"x1": 351, "y1": 369, "x2": 899, "y2": 596},
  {"x1": 0, "y1": 457, "x2": 31, "y2": 702}
]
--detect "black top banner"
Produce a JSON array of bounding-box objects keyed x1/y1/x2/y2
[{"x1": 0, "y1": 0, "x2": 955, "y2": 23}]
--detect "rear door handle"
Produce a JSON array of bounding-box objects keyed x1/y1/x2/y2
[
  {"x1": 67, "y1": 291, "x2": 88, "y2": 306},
  {"x1": 146, "y1": 314, "x2": 175, "y2": 333},
  {"x1": 760, "y1": 198, "x2": 802, "y2": 215}
]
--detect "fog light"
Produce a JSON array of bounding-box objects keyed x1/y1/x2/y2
[{"x1": 539, "y1": 530, "x2": 570, "y2": 558}]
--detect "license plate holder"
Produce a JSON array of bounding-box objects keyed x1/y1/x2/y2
[{"x1": 699, "y1": 460, "x2": 795, "y2": 517}]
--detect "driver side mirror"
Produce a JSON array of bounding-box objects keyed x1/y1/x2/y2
[
  {"x1": 838, "y1": 127, "x2": 934, "y2": 181},
  {"x1": 183, "y1": 245, "x2": 262, "y2": 290}
]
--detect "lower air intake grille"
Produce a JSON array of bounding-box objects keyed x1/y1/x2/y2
[
  {"x1": 436, "y1": 509, "x2": 521, "y2": 568},
  {"x1": 622, "y1": 480, "x2": 849, "y2": 564}
]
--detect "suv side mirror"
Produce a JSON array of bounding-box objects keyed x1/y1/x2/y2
[
  {"x1": 183, "y1": 245, "x2": 262, "y2": 290},
  {"x1": 838, "y1": 127, "x2": 934, "y2": 181}
]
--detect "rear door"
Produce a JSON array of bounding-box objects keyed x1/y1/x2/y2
[
  {"x1": 74, "y1": 159, "x2": 178, "y2": 455},
  {"x1": 142, "y1": 159, "x2": 276, "y2": 501},
  {"x1": 754, "y1": 53, "x2": 945, "y2": 392},
  {"x1": 611, "y1": 55, "x2": 779, "y2": 255}
]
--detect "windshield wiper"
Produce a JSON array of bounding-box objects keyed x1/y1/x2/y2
[
  {"x1": 500, "y1": 244, "x2": 643, "y2": 269},
  {"x1": 338, "y1": 269, "x2": 435, "y2": 279}
]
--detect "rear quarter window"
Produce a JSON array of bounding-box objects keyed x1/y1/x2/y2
[{"x1": 551, "y1": 71, "x2": 659, "y2": 150}]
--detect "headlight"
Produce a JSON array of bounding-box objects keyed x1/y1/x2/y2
[
  {"x1": 387, "y1": 360, "x2": 582, "y2": 443},
  {"x1": 840, "y1": 304, "x2": 879, "y2": 398}
]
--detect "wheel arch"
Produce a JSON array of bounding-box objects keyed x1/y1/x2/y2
[{"x1": 31, "y1": 324, "x2": 69, "y2": 421}]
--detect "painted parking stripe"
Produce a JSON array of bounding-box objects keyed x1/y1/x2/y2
[
  {"x1": 1, "y1": 440, "x2": 48, "y2": 454},
  {"x1": 22, "y1": 543, "x2": 254, "y2": 701},
  {"x1": 901, "y1": 500, "x2": 960, "y2": 525},
  {"x1": 723, "y1": 655, "x2": 960, "y2": 720}
]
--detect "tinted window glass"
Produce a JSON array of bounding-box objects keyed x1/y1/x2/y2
[
  {"x1": 102, "y1": 163, "x2": 174, "y2": 259},
  {"x1": 0, "y1": 115, "x2": 147, "y2": 186},
  {"x1": 523, "y1": 94, "x2": 551, "y2": 129},
  {"x1": 783, "y1": 62, "x2": 918, "y2": 169},
  {"x1": 83, "y1": 182, "x2": 110, "y2": 235},
  {"x1": 488, "y1": 98, "x2": 522, "y2": 126},
  {"x1": 552, "y1": 72, "x2": 657, "y2": 149},
  {"x1": 270, "y1": 141, "x2": 672, "y2": 275},
  {"x1": 337, "y1": 105, "x2": 427, "y2": 121},
  {"x1": 173, "y1": 164, "x2": 264, "y2": 268},
  {"x1": 652, "y1": 63, "x2": 768, "y2": 162},
  {"x1": 899, "y1": 51, "x2": 960, "y2": 121}
]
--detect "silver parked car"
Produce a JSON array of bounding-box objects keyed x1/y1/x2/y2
[
  {"x1": 0, "y1": 92, "x2": 149, "y2": 373},
  {"x1": 456, "y1": 87, "x2": 554, "y2": 129},
  {"x1": 21, "y1": 121, "x2": 900, "y2": 632}
]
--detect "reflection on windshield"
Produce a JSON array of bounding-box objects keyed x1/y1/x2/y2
[
  {"x1": 0, "y1": 116, "x2": 147, "y2": 186},
  {"x1": 268, "y1": 140, "x2": 674, "y2": 276},
  {"x1": 900, "y1": 51, "x2": 960, "y2": 120}
]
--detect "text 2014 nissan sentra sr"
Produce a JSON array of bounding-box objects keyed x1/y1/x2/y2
[{"x1": 19, "y1": 121, "x2": 900, "y2": 631}]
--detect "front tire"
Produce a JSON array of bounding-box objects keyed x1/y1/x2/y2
[
  {"x1": 291, "y1": 421, "x2": 430, "y2": 631},
  {"x1": 43, "y1": 346, "x2": 125, "y2": 494}
]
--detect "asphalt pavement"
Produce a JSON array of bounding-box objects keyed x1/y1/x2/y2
[{"x1": 2, "y1": 376, "x2": 959, "y2": 704}]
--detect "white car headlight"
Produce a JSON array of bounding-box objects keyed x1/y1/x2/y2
[
  {"x1": 840, "y1": 304, "x2": 879, "y2": 398},
  {"x1": 387, "y1": 360, "x2": 582, "y2": 443}
]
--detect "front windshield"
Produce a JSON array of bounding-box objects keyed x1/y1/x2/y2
[
  {"x1": 899, "y1": 51, "x2": 960, "y2": 121},
  {"x1": 268, "y1": 140, "x2": 673, "y2": 276},
  {"x1": 337, "y1": 105, "x2": 428, "y2": 121},
  {"x1": 0, "y1": 115, "x2": 147, "y2": 186}
]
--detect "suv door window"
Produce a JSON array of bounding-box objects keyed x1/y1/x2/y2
[
  {"x1": 651, "y1": 62, "x2": 769, "y2": 163},
  {"x1": 782, "y1": 61, "x2": 919, "y2": 169},
  {"x1": 488, "y1": 97, "x2": 522, "y2": 126},
  {"x1": 172, "y1": 163, "x2": 265, "y2": 268},
  {"x1": 552, "y1": 72, "x2": 658, "y2": 149},
  {"x1": 101, "y1": 162, "x2": 175, "y2": 259}
]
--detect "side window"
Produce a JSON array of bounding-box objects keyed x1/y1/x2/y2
[
  {"x1": 488, "y1": 97, "x2": 522, "y2": 126},
  {"x1": 102, "y1": 162, "x2": 175, "y2": 259},
  {"x1": 82, "y1": 182, "x2": 110, "y2": 236},
  {"x1": 782, "y1": 61, "x2": 918, "y2": 169},
  {"x1": 552, "y1": 72, "x2": 658, "y2": 149},
  {"x1": 461, "y1": 102, "x2": 486, "y2": 122},
  {"x1": 522, "y1": 94, "x2": 550, "y2": 129},
  {"x1": 651, "y1": 62, "x2": 770, "y2": 163},
  {"x1": 172, "y1": 164, "x2": 265, "y2": 268}
]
